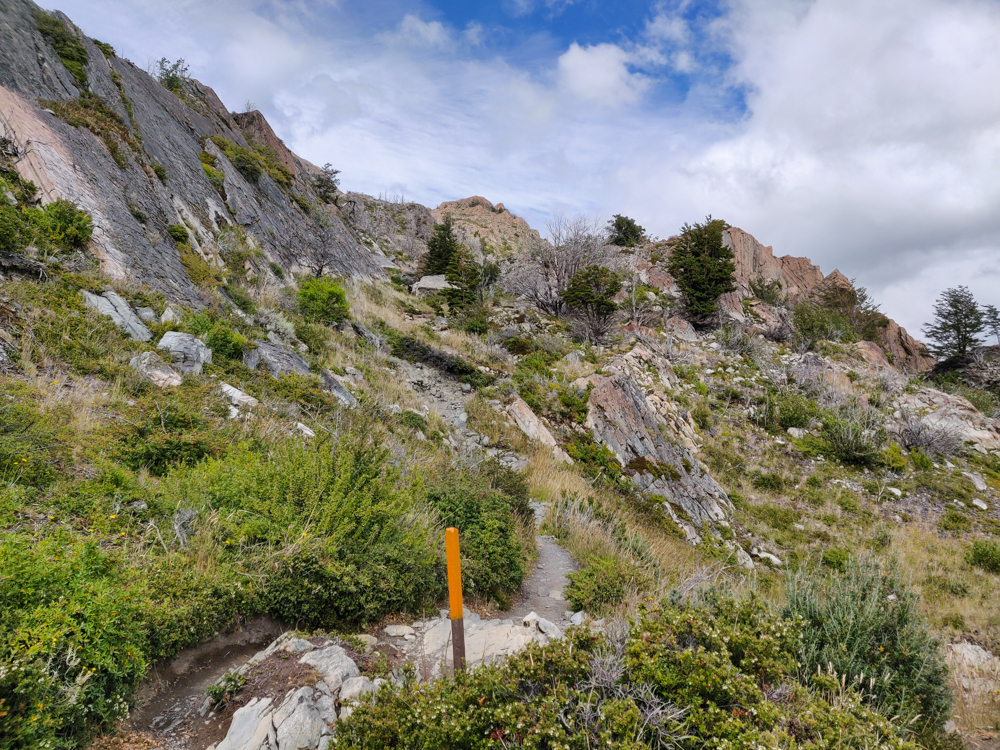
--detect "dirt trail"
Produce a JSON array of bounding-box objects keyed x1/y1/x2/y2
[{"x1": 507, "y1": 533, "x2": 577, "y2": 623}]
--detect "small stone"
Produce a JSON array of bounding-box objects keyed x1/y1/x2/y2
[
  {"x1": 461, "y1": 383, "x2": 472, "y2": 393},
  {"x1": 296, "y1": 422, "x2": 316, "y2": 438},
  {"x1": 886, "y1": 487, "x2": 902, "y2": 498},
  {"x1": 356, "y1": 634, "x2": 378, "y2": 652},
  {"x1": 388, "y1": 404, "x2": 402, "y2": 414},
  {"x1": 522, "y1": 612, "x2": 539, "y2": 628},
  {"x1": 403, "y1": 634, "x2": 415, "y2": 641},
  {"x1": 570, "y1": 611, "x2": 587, "y2": 627},
  {"x1": 535, "y1": 618, "x2": 563, "y2": 639},
  {"x1": 383, "y1": 625, "x2": 415, "y2": 637},
  {"x1": 537, "y1": 586, "x2": 550, "y2": 598},
  {"x1": 787, "y1": 427, "x2": 806, "y2": 439},
  {"x1": 973, "y1": 498, "x2": 989, "y2": 511}
]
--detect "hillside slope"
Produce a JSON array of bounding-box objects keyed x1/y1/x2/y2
[{"x1": 0, "y1": 0, "x2": 380, "y2": 303}]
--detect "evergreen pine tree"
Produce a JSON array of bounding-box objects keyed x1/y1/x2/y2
[
  {"x1": 922, "y1": 286, "x2": 985, "y2": 360},
  {"x1": 607, "y1": 214, "x2": 646, "y2": 247},
  {"x1": 666, "y1": 216, "x2": 736, "y2": 323},
  {"x1": 983, "y1": 304, "x2": 1000, "y2": 346},
  {"x1": 421, "y1": 217, "x2": 460, "y2": 276}
]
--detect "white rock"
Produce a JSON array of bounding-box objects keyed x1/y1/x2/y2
[
  {"x1": 299, "y1": 646, "x2": 359, "y2": 693},
  {"x1": 281, "y1": 638, "x2": 316, "y2": 653},
  {"x1": 522, "y1": 612, "x2": 539, "y2": 628},
  {"x1": 274, "y1": 687, "x2": 330, "y2": 750},
  {"x1": 973, "y1": 498, "x2": 989, "y2": 511},
  {"x1": 383, "y1": 625, "x2": 414, "y2": 637},
  {"x1": 356, "y1": 634, "x2": 378, "y2": 653},
  {"x1": 786, "y1": 427, "x2": 807, "y2": 439},
  {"x1": 570, "y1": 611, "x2": 587, "y2": 627},
  {"x1": 220, "y1": 382, "x2": 258, "y2": 409},
  {"x1": 160, "y1": 304, "x2": 183, "y2": 324},
  {"x1": 535, "y1": 618, "x2": 562, "y2": 639},
  {"x1": 887, "y1": 487, "x2": 903, "y2": 498},
  {"x1": 964, "y1": 472, "x2": 989, "y2": 492},
  {"x1": 506, "y1": 397, "x2": 573, "y2": 464},
  {"x1": 157, "y1": 331, "x2": 212, "y2": 374},
  {"x1": 340, "y1": 676, "x2": 374, "y2": 704},
  {"x1": 296, "y1": 423, "x2": 316, "y2": 438},
  {"x1": 129, "y1": 351, "x2": 182, "y2": 388},
  {"x1": 213, "y1": 697, "x2": 273, "y2": 750},
  {"x1": 411, "y1": 275, "x2": 455, "y2": 296},
  {"x1": 136, "y1": 306, "x2": 159, "y2": 323}
]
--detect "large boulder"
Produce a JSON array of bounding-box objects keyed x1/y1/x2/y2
[
  {"x1": 506, "y1": 397, "x2": 572, "y2": 463},
  {"x1": 157, "y1": 332, "x2": 212, "y2": 374},
  {"x1": 81, "y1": 290, "x2": 152, "y2": 342},
  {"x1": 129, "y1": 351, "x2": 182, "y2": 388},
  {"x1": 245, "y1": 340, "x2": 311, "y2": 378},
  {"x1": 586, "y1": 372, "x2": 732, "y2": 541},
  {"x1": 892, "y1": 387, "x2": 1000, "y2": 456},
  {"x1": 411, "y1": 275, "x2": 454, "y2": 296}
]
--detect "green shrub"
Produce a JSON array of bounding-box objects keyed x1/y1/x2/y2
[
  {"x1": 939, "y1": 507, "x2": 972, "y2": 532},
  {"x1": 224, "y1": 284, "x2": 256, "y2": 315},
  {"x1": 203, "y1": 162, "x2": 226, "y2": 194},
  {"x1": 339, "y1": 592, "x2": 918, "y2": 750},
  {"x1": 205, "y1": 323, "x2": 249, "y2": 360},
  {"x1": 152, "y1": 163, "x2": 168, "y2": 182},
  {"x1": 666, "y1": 216, "x2": 736, "y2": 321},
  {"x1": 0, "y1": 383, "x2": 72, "y2": 488},
  {"x1": 206, "y1": 670, "x2": 245, "y2": 708},
  {"x1": 209, "y1": 136, "x2": 293, "y2": 189},
  {"x1": 34, "y1": 10, "x2": 88, "y2": 87},
  {"x1": 565, "y1": 554, "x2": 651, "y2": 613},
  {"x1": 425, "y1": 471, "x2": 526, "y2": 605},
  {"x1": 747, "y1": 504, "x2": 801, "y2": 531},
  {"x1": 783, "y1": 557, "x2": 950, "y2": 730},
  {"x1": 298, "y1": 276, "x2": 350, "y2": 325},
  {"x1": 881, "y1": 443, "x2": 907, "y2": 472},
  {"x1": 774, "y1": 392, "x2": 817, "y2": 430},
  {"x1": 291, "y1": 194, "x2": 312, "y2": 214},
  {"x1": 167, "y1": 224, "x2": 189, "y2": 243},
  {"x1": 910, "y1": 448, "x2": 933, "y2": 471},
  {"x1": 115, "y1": 398, "x2": 223, "y2": 476},
  {"x1": 400, "y1": 411, "x2": 427, "y2": 430},
  {"x1": 751, "y1": 471, "x2": 786, "y2": 492},
  {"x1": 294, "y1": 320, "x2": 331, "y2": 354},
  {"x1": 565, "y1": 434, "x2": 622, "y2": 482},
  {"x1": 93, "y1": 39, "x2": 115, "y2": 58},
  {"x1": 389, "y1": 334, "x2": 494, "y2": 389},
  {"x1": 41, "y1": 93, "x2": 139, "y2": 169},
  {"x1": 966, "y1": 539, "x2": 1000, "y2": 573},
  {"x1": 269, "y1": 261, "x2": 285, "y2": 280},
  {"x1": 0, "y1": 199, "x2": 93, "y2": 255},
  {"x1": 820, "y1": 547, "x2": 850, "y2": 570}
]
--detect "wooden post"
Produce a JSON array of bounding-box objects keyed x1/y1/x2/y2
[{"x1": 445, "y1": 527, "x2": 466, "y2": 673}]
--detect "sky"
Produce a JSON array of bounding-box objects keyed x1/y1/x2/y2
[{"x1": 54, "y1": 0, "x2": 1000, "y2": 336}]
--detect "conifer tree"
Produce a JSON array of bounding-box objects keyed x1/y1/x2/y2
[
  {"x1": 922, "y1": 286, "x2": 985, "y2": 360},
  {"x1": 983, "y1": 303, "x2": 1000, "y2": 346},
  {"x1": 607, "y1": 214, "x2": 646, "y2": 247},
  {"x1": 666, "y1": 216, "x2": 736, "y2": 323},
  {"x1": 421, "y1": 216, "x2": 460, "y2": 276}
]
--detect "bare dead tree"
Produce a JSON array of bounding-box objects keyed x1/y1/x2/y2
[{"x1": 503, "y1": 215, "x2": 610, "y2": 316}]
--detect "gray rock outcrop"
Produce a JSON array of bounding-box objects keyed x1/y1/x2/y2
[
  {"x1": 81, "y1": 290, "x2": 152, "y2": 341},
  {"x1": 157, "y1": 332, "x2": 212, "y2": 374},
  {"x1": 586, "y1": 372, "x2": 733, "y2": 541},
  {"x1": 245, "y1": 340, "x2": 357, "y2": 407},
  {"x1": 0, "y1": 0, "x2": 382, "y2": 304}
]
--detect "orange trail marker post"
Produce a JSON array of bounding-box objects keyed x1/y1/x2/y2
[{"x1": 445, "y1": 527, "x2": 466, "y2": 673}]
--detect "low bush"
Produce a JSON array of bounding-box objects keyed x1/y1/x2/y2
[
  {"x1": 115, "y1": 397, "x2": 224, "y2": 476},
  {"x1": 298, "y1": 276, "x2": 349, "y2": 325},
  {"x1": 823, "y1": 404, "x2": 885, "y2": 465},
  {"x1": 340, "y1": 591, "x2": 920, "y2": 750},
  {"x1": 751, "y1": 471, "x2": 786, "y2": 492},
  {"x1": 783, "y1": 557, "x2": 950, "y2": 730},
  {"x1": 424, "y1": 470, "x2": 526, "y2": 606},
  {"x1": 205, "y1": 322, "x2": 249, "y2": 360},
  {"x1": 565, "y1": 554, "x2": 651, "y2": 613},
  {"x1": 939, "y1": 507, "x2": 972, "y2": 533},
  {"x1": 966, "y1": 539, "x2": 1000, "y2": 573}
]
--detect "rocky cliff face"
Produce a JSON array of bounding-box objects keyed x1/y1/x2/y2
[
  {"x1": 639, "y1": 226, "x2": 935, "y2": 373},
  {"x1": 0, "y1": 0, "x2": 381, "y2": 303},
  {"x1": 431, "y1": 195, "x2": 541, "y2": 258}
]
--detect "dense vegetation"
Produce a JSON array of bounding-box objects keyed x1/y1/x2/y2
[{"x1": 341, "y1": 584, "x2": 932, "y2": 749}]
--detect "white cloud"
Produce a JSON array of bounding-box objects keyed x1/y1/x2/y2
[
  {"x1": 557, "y1": 43, "x2": 651, "y2": 106},
  {"x1": 49, "y1": 0, "x2": 1000, "y2": 335}
]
